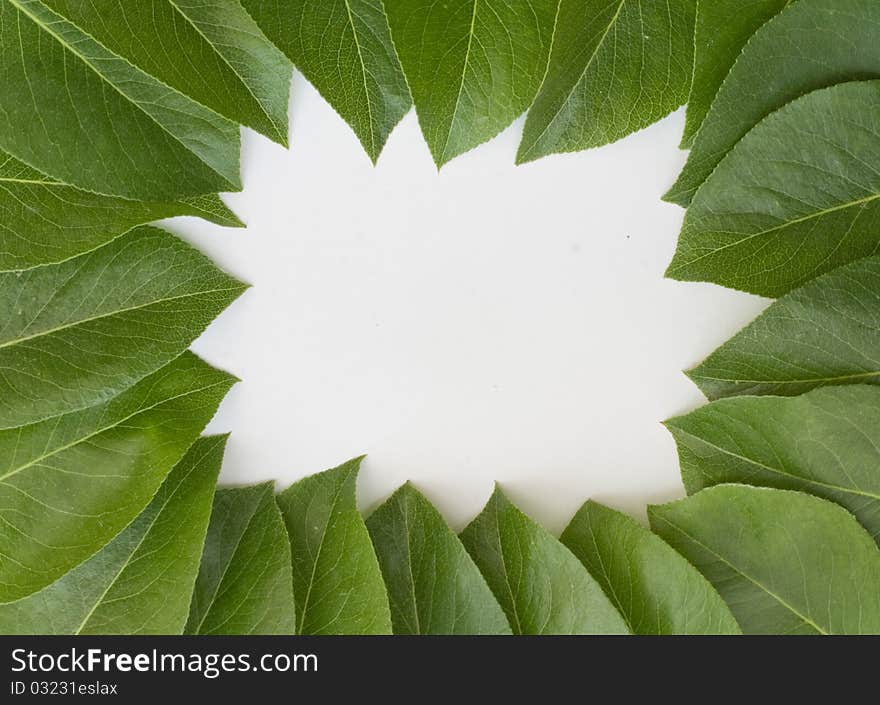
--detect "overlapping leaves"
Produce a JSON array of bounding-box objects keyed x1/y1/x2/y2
[{"x1": 1, "y1": 0, "x2": 880, "y2": 636}]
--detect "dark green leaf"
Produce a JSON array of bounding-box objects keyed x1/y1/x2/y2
[
  {"x1": 561, "y1": 500, "x2": 741, "y2": 634},
  {"x1": 384, "y1": 0, "x2": 558, "y2": 166},
  {"x1": 243, "y1": 0, "x2": 409, "y2": 162},
  {"x1": 366, "y1": 483, "x2": 511, "y2": 635},
  {"x1": 650, "y1": 485, "x2": 880, "y2": 634},
  {"x1": 186, "y1": 483, "x2": 296, "y2": 635},
  {"x1": 689, "y1": 257, "x2": 880, "y2": 399},
  {"x1": 517, "y1": 0, "x2": 695, "y2": 163},
  {"x1": 668, "y1": 0, "x2": 880, "y2": 206},
  {"x1": 666, "y1": 80, "x2": 880, "y2": 297},
  {"x1": 277, "y1": 458, "x2": 391, "y2": 635},
  {"x1": 667, "y1": 385, "x2": 880, "y2": 541},
  {"x1": 460, "y1": 487, "x2": 628, "y2": 634}
]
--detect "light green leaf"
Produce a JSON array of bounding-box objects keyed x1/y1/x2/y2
[
  {"x1": 666, "y1": 80, "x2": 880, "y2": 297},
  {"x1": 649, "y1": 485, "x2": 880, "y2": 634},
  {"x1": 0, "y1": 351, "x2": 235, "y2": 604},
  {"x1": 383, "y1": 0, "x2": 558, "y2": 167},
  {"x1": 681, "y1": 0, "x2": 793, "y2": 149},
  {"x1": 41, "y1": 0, "x2": 292, "y2": 145},
  {"x1": 561, "y1": 500, "x2": 741, "y2": 634},
  {"x1": 0, "y1": 0, "x2": 241, "y2": 200},
  {"x1": 366, "y1": 483, "x2": 511, "y2": 635},
  {"x1": 667, "y1": 386, "x2": 880, "y2": 542},
  {"x1": 460, "y1": 487, "x2": 628, "y2": 635},
  {"x1": 0, "y1": 436, "x2": 225, "y2": 634},
  {"x1": 276, "y1": 458, "x2": 391, "y2": 635},
  {"x1": 186, "y1": 482, "x2": 296, "y2": 635},
  {"x1": 689, "y1": 257, "x2": 880, "y2": 399},
  {"x1": 668, "y1": 0, "x2": 880, "y2": 206},
  {"x1": 517, "y1": 0, "x2": 695, "y2": 164},
  {"x1": 0, "y1": 152, "x2": 242, "y2": 272},
  {"x1": 0, "y1": 226, "x2": 246, "y2": 429},
  {"x1": 242, "y1": 0, "x2": 409, "y2": 162}
]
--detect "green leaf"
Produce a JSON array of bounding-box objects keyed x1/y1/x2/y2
[
  {"x1": 0, "y1": 436, "x2": 225, "y2": 634},
  {"x1": 41, "y1": 0, "x2": 291, "y2": 145},
  {"x1": 0, "y1": 0, "x2": 241, "y2": 200},
  {"x1": 460, "y1": 487, "x2": 628, "y2": 634},
  {"x1": 276, "y1": 458, "x2": 391, "y2": 635},
  {"x1": 517, "y1": 0, "x2": 696, "y2": 164},
  {"x1": 0, "y1": 226, "x2": 246, "y2": 429},
  {"x1": 689, "y1": 257, "x2": 880, "y2": 399},
  {"x1": 560, "y1": 500, "x2": 741, "y2": 634},
  {"x1": 383, "y1": 0, "x2": 558, "y2": 167},
  {"x1": 0, "y1": 152, "x2": 242, "y2": 271},
  {"x1": 242, "y1": 0, "x2": 409, "y2": 162},
  {"x1": 667, "y1": 386, "x2": 880, "y2": 542},
  {"x1": 666, "y1": 80, "x2": 880, "y2": 297},
  {"x1": 649, "y1": 485, "x2": 880, "y2": 634},
  {"x1": 681, "y1": 0, "x2": 793, "y2": 149},
  {"x1": 0, "y1": 351, "x2": 235, "y2": 604},
  {"x1": 366, "y1": 483, "x2": 511, "y2": 635},
  {"x1": 186, "y1": 482, "x2": 296, "y2": 635},
  {"x1": 668, "y1": 0, "x2": 880, "y2": 206}
]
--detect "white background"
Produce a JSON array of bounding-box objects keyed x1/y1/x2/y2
[{"x1": 167, "y1": 75, "x2": 768, "y2": 533}]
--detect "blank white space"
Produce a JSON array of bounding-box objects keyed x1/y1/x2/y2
[{"x1": 167, "y1": 75, "x2": 768, "y2": 533}]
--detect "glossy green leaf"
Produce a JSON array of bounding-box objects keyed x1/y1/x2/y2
[
  {"x1": 668, "y1": 0, "x2": 880, "y2": 206},
  {"x1": 517, "y1": 0, "x2": 695, "y2": 164},
  {"x1": 366, "y1": 483, "x2": 511, "y2": 635},
  {"x1": 667, "y1": 386, "x2": 880, "y2": 541},
  {"x1": 0, "y1": 0, "x2": 241, "y2": 200},
  {"x1": 384, "y1": 0, "x2": 558, "y2": 166},
  {"x1": 0, "y1": 152, "x2": 242, "y2": 271},
  {"x1": 0, "y1": 352, "x2": 235, "y2": 604},
  {"x1": 0, "y1": 436, "x2": 225, "y2": 634},
  {"x1": 666, "y1": 81, "x2": 880, "y2": 297},
  {"x1": 277, "y1": 458, "x2": 391, "y2": 635},
  {"x1": 0, "y1": 226, "x2": 247, "y2": 429},
  {"x1": 650, "y1": 485, "x2": 880, "y2": 634},
  {"x1": 561, "y1": 500, "x2": 741, "y2": 634},
  {"x1": 42, "y1": 0, "x2": 291, "y2": 145},
  {"x1": 460, "y1": 487, "x2": 628, "y2": 635},
  {"x1": 186, "y1": 483, "x2": 296, "y2": 635},
  {"x1": 681, "y1": 0, "x2": 792, "y2": 149},
  {"x1": 243, "y1": 0, "x2": 409, "y2": 162},
  {"x1": 689, "y1": 257, "x2": 880, "y2": 399}
]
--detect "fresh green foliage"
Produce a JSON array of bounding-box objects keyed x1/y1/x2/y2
[
  {"x1": 0, "y1": 152, "x2": 241, "y2": 271},
  {"x1": 667, "y1": 81, "x2": 880, "y2": 297},
  {"x1": 0, "y1": 226, "x2": 247, "y2": 429},
  {"x1": 41, "y1": 0, "x2": 291, "y2": 145},
  {"x1": 276, "y1": 458, "x2": 392, "y2": 635},
  {"x1": 668, "y1": 0, "x2": 880, "y2": 206},
  {"x1": 689, "y1": 257, "x2": 880, "y2": 399},
  {"x1": 367, "y1": 483, "x2": 511, "y2": 635},
  {"x1": 0, "y1": 437, "x2": 225, "y2": 634},
  {"x1": 460, "y1": 487, "x2": 628, "y2": 635},
  {"x1": 561, "y1": 501, "x2": 741, "y2": 634},
  {"x1": 186, "y1": 483, "x2": 296, "y2": 635},
  {"x1": 667, "y1": 386, "x2": 880, "y2": 541},
  {"x1": 0, "y1": 352, "x2": 234, "y2": 603},
  {"x1": 383, "y1": 0, "x2": 558, "y2": 166},
  {"x1": 2, "y1": 0, "x2": 880, "y2": 635},
  {"x1": 681, "y1": 0, "x2": 793, "y2": 149},
  {"x1": 517, "y1": 0, "x2": 696, "y2": 163},
  {"x1": 242, "y1": 0, "x2": 410, "y2": 162},
  {"x1": 0, "y1": 0, "x2": 242, "y2": 200},
  {"x1": 650, "y1": 485, "x2": 880, "y2": 634}
]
